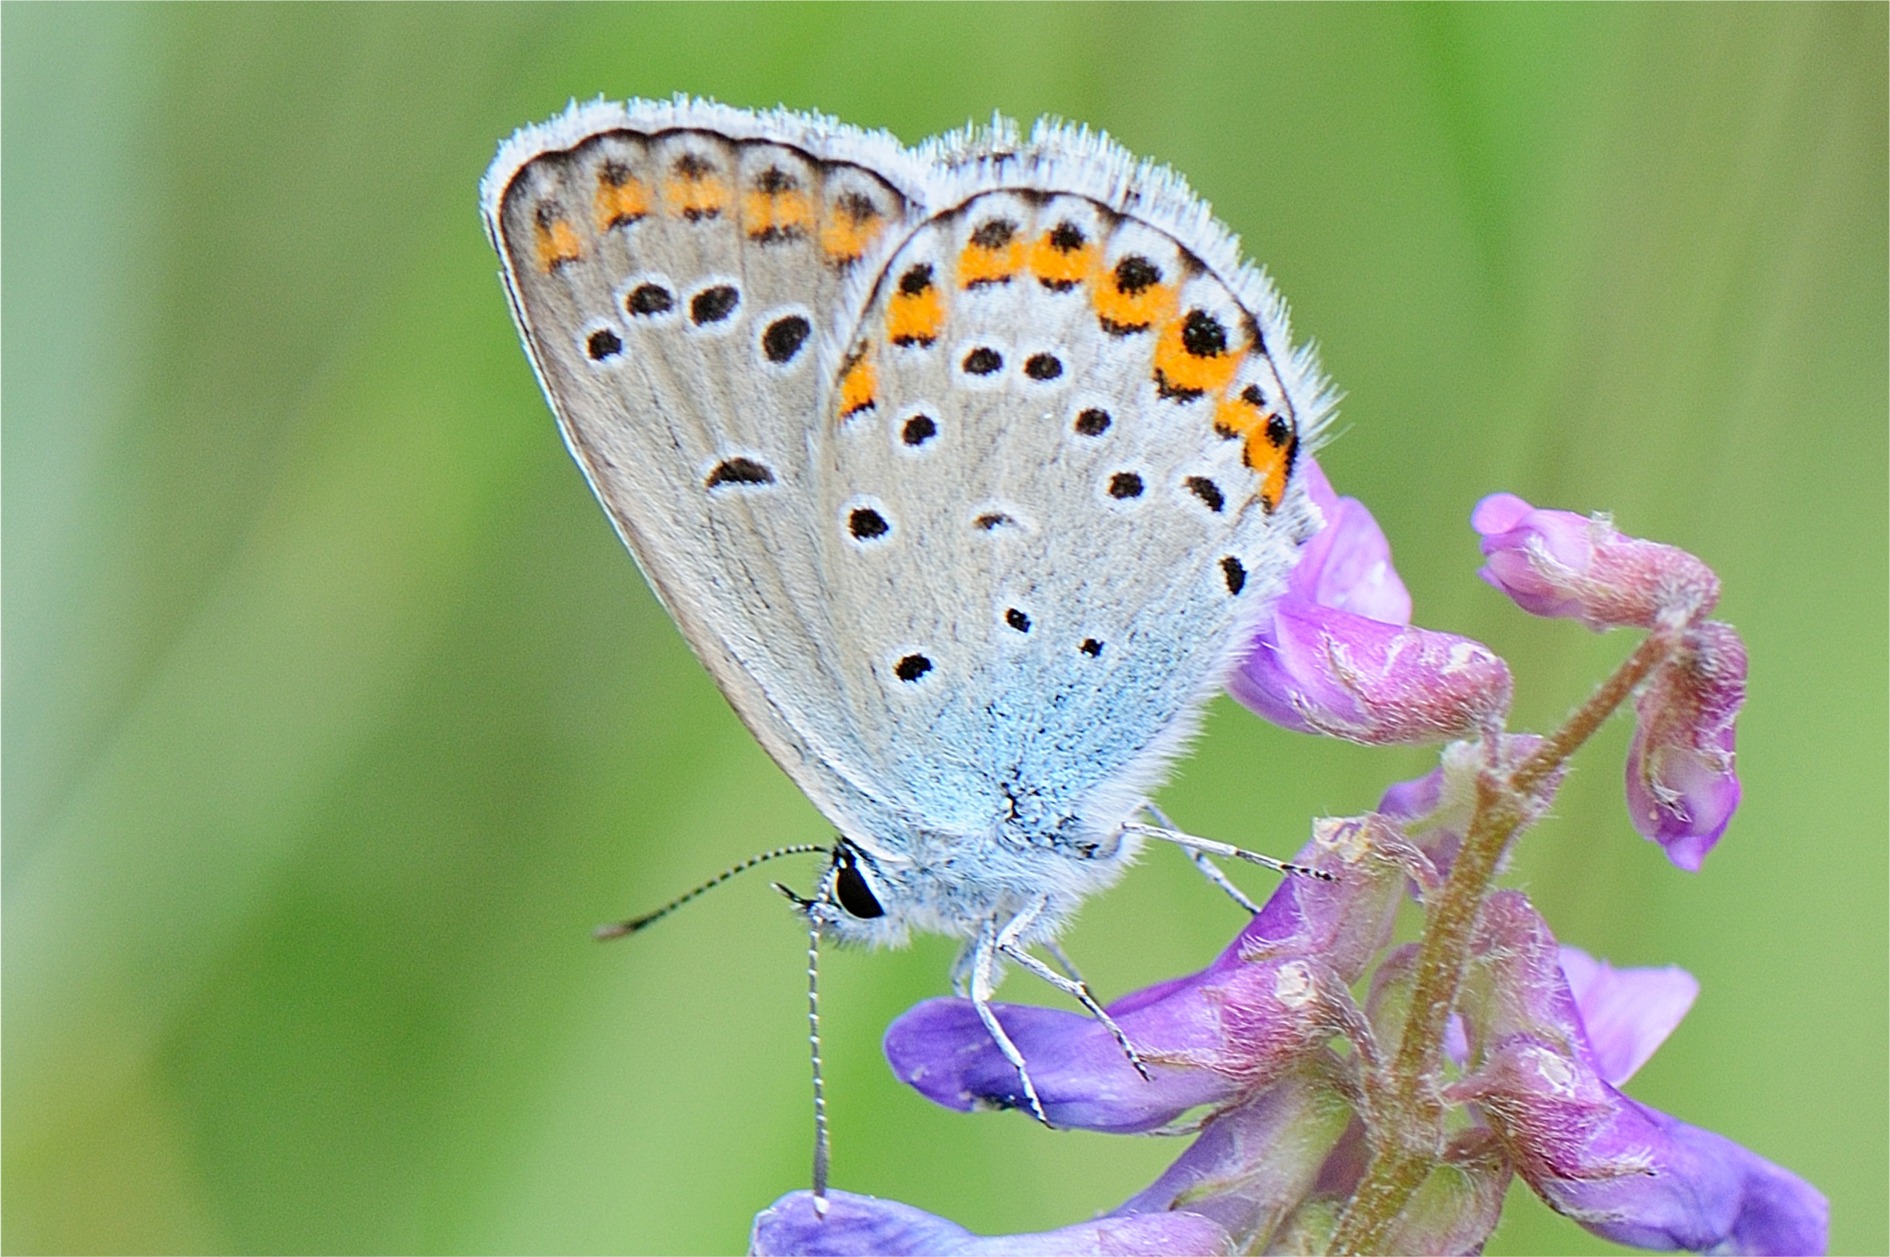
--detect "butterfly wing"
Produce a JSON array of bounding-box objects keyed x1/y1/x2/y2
[
  {"x1": 482, "y1": 99, "x2": 932, "y2": 835},
  {"x1": 487, "y1": 104, "x2": 1332, "y2": 935},
  {"x1": 806, "y1": 125, "x2": 1330, "y2": 867}
]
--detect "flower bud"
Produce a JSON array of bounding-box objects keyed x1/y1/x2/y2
[
  {"x1": 1471, "y1": 493, "x2": 1721, "y2": 630},
  {"x1": 1232, "y1": 461, "x2": 1509, "y2": 745},
  {"x1": 1374, "y1": 1133, "x2": 1511, "y2": 1256},
  {"x1": 1374, "y1": 736, "x2": 1552, "y2": 881},
  {"x1": 1626, "y1": 620, "x2": 1747, "y2": 869},
  {"x1": 1229, "y1": 604, "x2": 1512, "y2": 744},
  {"x1": 1114, "y1": 1063, "x2": 1355, "y2": 1250}
]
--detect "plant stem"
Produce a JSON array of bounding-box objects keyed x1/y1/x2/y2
[{"x1": 1326, "y1": 630, "x2": 1675, "y2": 1254}]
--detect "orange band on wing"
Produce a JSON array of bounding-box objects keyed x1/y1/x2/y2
[
  {"x1": 1246, "y1": 425, "x2": 1294, "y2": 513},
  {"x1": 664, "y1": 174, "x2": 730, "y2": 222},
  {"x1": 743, "y1": 188, "x2": 813, "y2": 240},
  {"x1": 886, "y1": 286, "x2": 944, "y2": 346},
  {"x1": 957, "y1": 239, "x2": 1022, "y2": 288},
  {"x1": 1153, "y1": 314, "x2": 1245, "y2": 397},
  {"x1": 534, "y1": 216, "x2": 583, "y2": 271},
  {"x1": 1092, "y1": 277, "x2": 1175, "y2": 333},
  {"x1": 1212, "y1": 390, "x2": 1263, "y2": 440},
  {"x1": 1028, "y1": 231, "x2": 1094, "y2": 290},
  {"x1": 1212, "y1": 382, "x2": 1297, "y2": 512},
  {"x1": 824, "y1": 220, "x2": 882, "y2": 264},
  {"x1": 595, "y1": 170, "x2": 650, "y2": 230},
  {"x1": 839, "y1": 355, "x2": 878, "y2": 418}
]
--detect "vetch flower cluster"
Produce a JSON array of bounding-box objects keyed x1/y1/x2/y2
[{"x1": 753, "y1": 471, "x2": 1824, "y2": 1256}]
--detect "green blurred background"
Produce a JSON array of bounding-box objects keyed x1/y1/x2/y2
[{"x1": 6, "y1": 4, "x2": 1883, "y2": 1254}]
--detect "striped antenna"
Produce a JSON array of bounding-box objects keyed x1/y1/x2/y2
[
  {"x1": 773, "y1": 870, "x2": 837, "y2": 1215},
  {"x1": 594, "y1": 843, "x2": 829, "y2": 939},
  {"x1": 805, "y1": 877, "x2": 832, "y2": 1215}
]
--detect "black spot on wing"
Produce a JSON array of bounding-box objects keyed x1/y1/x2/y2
[
  {"x1": 762, "y1": 315, "x2": 811, "y2": 363},
  {"x1": 706, "y1": 458, "x2": 774, "y2": 488}
]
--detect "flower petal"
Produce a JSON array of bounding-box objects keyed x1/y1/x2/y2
[
  {"x1": 751, "y1": 1190, "x2": 973, "y2": 1256},
  {"x1": 1228, "y1": 602, "x2": 1511, "y2": 744},
  {"x1": 1292, "y1": 459, "x2": 1412, "y2": 623},
  {"x1": 1557, "y1": 946, "x2": 1698, "y2": 1085},
  {"x1": 884, "y1": 996, "x2": 1238, "y2": 1132},
  {"x1": 750, "y1": 1190, "x2": 1235, "y2": 1256}
]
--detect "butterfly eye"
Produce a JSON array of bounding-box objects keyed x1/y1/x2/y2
[{"x1": 832, "y1": 847, "x2": 885, "y2": 920}]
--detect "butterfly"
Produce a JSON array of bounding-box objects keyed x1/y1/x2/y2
[{"x1": 481, "y1": 96, "x2": 1330, "y2": 1177}]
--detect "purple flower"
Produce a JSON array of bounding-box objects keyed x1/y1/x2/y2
[
  {"x1": 1118, "y1": 1070, "x2": 1508, "y2": 1256},
  {"x1": 1451, "y1": 893, "x2": 1828, "y2": 1255},
  {"x1": 749, "y1": 1189, "x2": 1234, "y2": 1256},
  {"x1": 751, "y1": 489, "x2": 1807, "y2": 1257},
  {"x1": 1113, "y1": 1065, "x2": 1355, "y2": 1250},
  {"x1": 1625, "y1": 620, "x2": 1747, "y2": 870},
  {"x1": 1231, "y1": 460, "x2": 1512, "y2": 743},
  {"x1": 885, "y1": 816, "x2": 1429, "y2": 1132},
  {"x1": 837, "y1": 860, "x2": 1819, "y2": 1257},
  {"x1": 1472, "y1": 493, "x2": 1721, "y2": 631}
]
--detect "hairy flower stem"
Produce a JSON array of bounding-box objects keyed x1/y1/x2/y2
[{"x1": 1328, "y1": 631, "x2": 1677, "y2": 1255}]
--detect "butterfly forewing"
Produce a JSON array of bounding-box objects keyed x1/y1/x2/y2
[{"x1": 487, "y1": 108, "x2": 928, "y2": 831}]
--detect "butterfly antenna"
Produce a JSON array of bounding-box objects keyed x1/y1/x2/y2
[
  {"x1": 594, "y1": 843, "x2": 830, "y2": 939},
  {"x1": 1124, "y1": 820, "x2": 1335, "y2": 882},
  {"x1": 773, "y1": 870, "x2": 838, "y2": 1218}
]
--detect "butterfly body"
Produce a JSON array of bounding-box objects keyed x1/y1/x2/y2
[{"x1": 482, "y1": 97, "x2": 1329, "y2": 960}]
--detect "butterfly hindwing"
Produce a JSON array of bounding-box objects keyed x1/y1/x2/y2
[{"x1": 812, "y1": 175, "x2": 1317, "y2": 854}]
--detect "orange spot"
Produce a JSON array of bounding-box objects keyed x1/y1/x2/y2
[
  {"x1": 957, "y1": 238, "x2": 1022, "y2": 288},
  {"x1": 823, "y1": 193, "x2": 885, "y2": 263},
  {"x1": 664, "y1": 173, "x2": 730, "y2": 221},
  {"x1": 886, "y1": 286, "x2": 944, "y2": 346},
  {"x1": 534, "y1": 216, "x2": 582, "y2": 271},
  {"x1": 743, "y1": 187, "x2": 813, "y2": 240},
  {"x1": 822, "y1": 216, "x2": 882, "y2": 262},
  {"x1": 1028, "y1": 231, "x2": 1094, "y2": 290},
  {"x1": 839, "y1": 355, "x2": 878, "y2": 418},
  {"x1": 1154, "y1": 316, "x2": 1244, "y2": 397},
  {"x1": 1091, "y1": 277, "x2": 1175, "y2": 333},
  {"x1": 595, "y1": 170, "x2": 650, "y2": 229},
  {"x1": 1213, "y1": 391, "x2": 1265, "y2": 441},
  {"x1": 1247, "y1": 428, "x2": 1293, "y2": 513}
]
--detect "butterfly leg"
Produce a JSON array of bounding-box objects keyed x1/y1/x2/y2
[
  {"x1": 968, "y1": 919, "x2": 1050, "y2": 1125},
  {"x1": 1187, "y1": 849, "x2": 1265, "y2": 915},
  {"x1": 1041, "y1": 938, "x2": 1083, "y2": 983},
  {"x1": 948, "y1": 939, "x2": 977, "y2": 998},
  {"x1": 1125, "y1": 817, "x2": 1332, "y2": 881},
  {"x1": 1143, "y1": 803, "x2": 1264, "y2": 913},
  {"x1": 997, "y1": 931, "x2": 1150, "y2": 1081}
]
